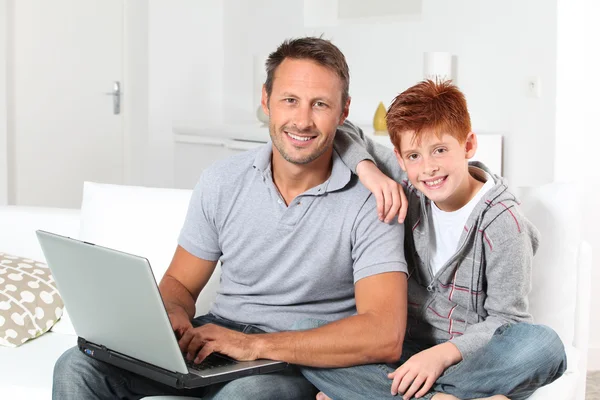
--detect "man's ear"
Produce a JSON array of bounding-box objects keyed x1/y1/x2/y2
[
  {"x1": 465, "y1": 132, "x2": 478, "y2": 160},
  {"x1": 338, "y1": 96, "x2": 351, "y2": 125},
  {"x1": 261, "y1": 85, "x2": 270, "y2": 116},
  {"x1": 394, "y1": 148, "x2": 407, "y2": 172}
]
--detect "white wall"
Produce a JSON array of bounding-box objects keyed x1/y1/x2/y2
[
  {"x1": 123, "y1": 0, "x2": 149, "y2": 186},
  {"x1": 0, "y1": 0, "x2": 8, "y2": 205},
  {"x1": 145, "y1": 0, "x2": 224, "y2": 188},
  {"x1": 221, "y1": 0, "x2": 305, "y2": 124},
  {"x1": 215, "y1": 0, "x2": 557, "y2": 188},
  {"x1": 147, "y1": 0, "x2": 556, "y2": 189}
]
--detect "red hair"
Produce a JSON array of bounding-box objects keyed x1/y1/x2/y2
[{"x1": 386, "y1": 80, "x2": 471, "y2": 152}]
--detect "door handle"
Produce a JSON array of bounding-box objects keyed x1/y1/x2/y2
[{"x1": 104, "y1": 81, "x2": 121, "y2": 115}]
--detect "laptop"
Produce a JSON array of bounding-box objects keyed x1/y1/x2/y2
[{"x1": 36, "y1": 230, "x2": 287, "y2": 389}]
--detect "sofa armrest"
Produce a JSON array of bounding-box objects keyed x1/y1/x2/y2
[
  {"x1": 574, "y1": 241, "x2": 592, "y2": 400},
  {"x1": 0, "y1": 205, "x2": 81, "y2": 262}
]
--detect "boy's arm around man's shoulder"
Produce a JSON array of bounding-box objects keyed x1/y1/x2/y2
[
  {"x1": 449, "y1": 204, "x2": 539, "y2": 359},
  {"x1": 334, "y1": 120, "x2": 405, "y2": 182},
  {"x1": 334, "y1": 121, "x2": 409, "y2": 223}
]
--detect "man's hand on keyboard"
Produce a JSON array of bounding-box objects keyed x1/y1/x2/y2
[
  {"x1": 167, "y1": 308, "x2": 193, "y2": 342},
  {"x1": 178, "y1": 323, "x2": 260, "y2": 364}
]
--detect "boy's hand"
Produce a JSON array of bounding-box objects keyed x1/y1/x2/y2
[
  {"x1": 388, "y1": 342, "x2": 462, "y2": 399},
  {"x1": 356, "y1": 160, "x2": 407, "y2": 224}
]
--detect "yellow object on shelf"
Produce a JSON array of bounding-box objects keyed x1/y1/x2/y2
[{"x1": 373, "y1": 101, "x2": 388, "y2": 135}]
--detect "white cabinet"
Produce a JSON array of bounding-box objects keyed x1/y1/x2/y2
[{"x1": 173, "y1": 124, "x2": 269, "y2": 189}]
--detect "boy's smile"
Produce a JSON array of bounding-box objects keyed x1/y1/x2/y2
[
  {"x1": 395, "y1": 130, "x2": 482, "y2": 212},
  {"x1": 422, "y1": 175, "x2": 448, "y2": 189}
]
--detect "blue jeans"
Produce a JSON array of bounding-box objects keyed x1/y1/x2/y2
[
  {"x1": 298, "y1": 321, "x2": 566, "y2": 400},
  {"x1": 52, "y1": 313, "x2": 317, "y2": 400}
]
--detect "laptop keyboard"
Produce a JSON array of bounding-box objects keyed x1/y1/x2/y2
[{"x1": 185, "y1": 353, "x2": 237, "y2": 371}]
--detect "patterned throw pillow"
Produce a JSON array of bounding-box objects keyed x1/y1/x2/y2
[{"x1": 0, "y1": 252, "x2": 64, "y2": 347}]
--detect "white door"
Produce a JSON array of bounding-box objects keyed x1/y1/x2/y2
[{"x1": 12, "y1": 0, "x2": 124, "y2": 208}]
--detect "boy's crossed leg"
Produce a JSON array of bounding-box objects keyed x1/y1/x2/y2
[{"x1": 300, "y1": 322, "x2": 566, "y2": 400}]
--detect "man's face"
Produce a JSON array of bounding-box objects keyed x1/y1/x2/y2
[
  {"x1": 395, "y1": 130, "x2": 477, "y2": 212},
  {"x1": 262, "y1": 58, "x2": 349, "y2": 165}
]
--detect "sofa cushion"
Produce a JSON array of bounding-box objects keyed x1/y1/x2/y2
[
  {"x1": 52, "y1": 182, "x2": 222, "y2": 336},
  {"x1": 0, "y1": 331, "x2": 76, "y2": 399},
  {"x1": 79, "y1": 182, "x2": 193, "y2": 285},
  {"x1": 0, "y1": 253, "x2": 64, "y2": 347},
  {"x1": 0, "y1": 206, "x2": 80, "y2": 263},
  {"x1": 516, "y1": 183, "x2": 581, "y2": 347}
]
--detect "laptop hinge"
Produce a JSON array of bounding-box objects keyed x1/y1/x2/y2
[{"x1": 78, "y1": 337, "x2": 189, "y2": 389}]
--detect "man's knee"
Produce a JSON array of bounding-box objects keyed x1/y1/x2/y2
[
  {"x1": 54, "y1": 347, "x2": 88, "y2": 379},
  {"x1": 54, "y1": 346, "x2": 121, "y2": 391},
  {"x1": 211, "y1": 372, "x2": 317, "y2": 400},
  {"x1": 53, "y1": 346, "x2": 102, "y2": 398}
]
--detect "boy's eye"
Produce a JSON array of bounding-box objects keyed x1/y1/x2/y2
[
  {"x1": 434, "y1": 148, "x2": 447, "y2": 154},
  {"x1": 407, "y1": 154, "x2": 419, "y2": 161}
]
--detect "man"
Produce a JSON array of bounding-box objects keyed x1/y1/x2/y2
[{"x1": 53, "y1": 37, "x2": 408, "y2": 399}]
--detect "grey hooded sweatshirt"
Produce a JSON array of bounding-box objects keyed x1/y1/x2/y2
[{"x1": 334, "y1": 121, "x2": 540, "y2": 359}]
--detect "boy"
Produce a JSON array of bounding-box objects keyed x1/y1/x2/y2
[{"x1": 302, "y1": 80, "x2": 566, "y2": 400}]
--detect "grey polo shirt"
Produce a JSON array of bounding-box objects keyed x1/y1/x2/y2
[{"x1": 178, "y1": 143, "x2": 407, "y2": 332}]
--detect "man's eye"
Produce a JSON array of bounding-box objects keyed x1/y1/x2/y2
[
  {"x1": 284, "y1": 98, "x2": 297, "y2": 104},
  {"x1": 314, "y1": 101, "x2": 327, "y2": 108}
]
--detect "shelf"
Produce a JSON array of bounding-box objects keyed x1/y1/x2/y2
[{"x1": 173, "y1": 122, "x2": 270, "y2": 143}]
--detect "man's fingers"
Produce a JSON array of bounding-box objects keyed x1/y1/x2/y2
[
  {"x1": 397, "y1": 184, "x2": 408, "y2": 224},
  {"x1": 415, "y1": 376, "x2": 436, "y2": 398},
  {"x1": 178, "y1": 329, "x2": 194, "y2": 353},
  {"x1": 403, "y1": 374, "x2": 425, "y2": 400},
  {"x1": 186, "y1": 333, "x2": 206, "y2": 361},
  {"x1": 194, "y1": 341, "x2": 215, "y2": 364}
]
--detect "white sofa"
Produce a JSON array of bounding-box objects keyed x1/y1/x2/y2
[{"x1": 0, "y1": 181, "x2": 592, "y2": 400}]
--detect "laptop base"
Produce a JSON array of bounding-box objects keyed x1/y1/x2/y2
[{"x1": 78, "y1": 337, "x2": 287, "y2": 389}]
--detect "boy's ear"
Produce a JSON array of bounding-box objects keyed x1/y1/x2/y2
[
  {"x1": 394, "y1": 148, "x2": 407, "y2": 171},
  {"x1": 464, "y1": 132, "x2": 478, "y2": 160}
]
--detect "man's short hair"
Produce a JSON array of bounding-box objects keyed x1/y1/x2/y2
[
  {"x1": 386, "y1": 80, "x2": 472, "y2": 152},
  {"x1": 264, "y1": 37, "x2": 350, "y2": 107}
]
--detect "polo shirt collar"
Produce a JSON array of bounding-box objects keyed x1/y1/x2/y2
[{"x1": 253, "y1": 142, "x2": 352, "y2": 194}]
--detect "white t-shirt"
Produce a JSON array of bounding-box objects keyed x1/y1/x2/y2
[{"x1": 429, "y1": 171, "x2": 495, "y2": 276}]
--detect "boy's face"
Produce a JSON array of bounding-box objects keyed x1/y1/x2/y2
[
  {"x1": 261, "y1": 58, "x2": 350, "y2": 166},
  {"x1": 394, "y1": 130, "x2": 478, "y2": 212}
]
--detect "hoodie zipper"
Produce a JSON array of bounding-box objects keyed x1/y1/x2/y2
[
  {"x1": 420, "y1": 196, "x2": 436, "y2": 292},
  {"x1": 422, "y1": 187, "x2": 495, "y2": 292}
]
